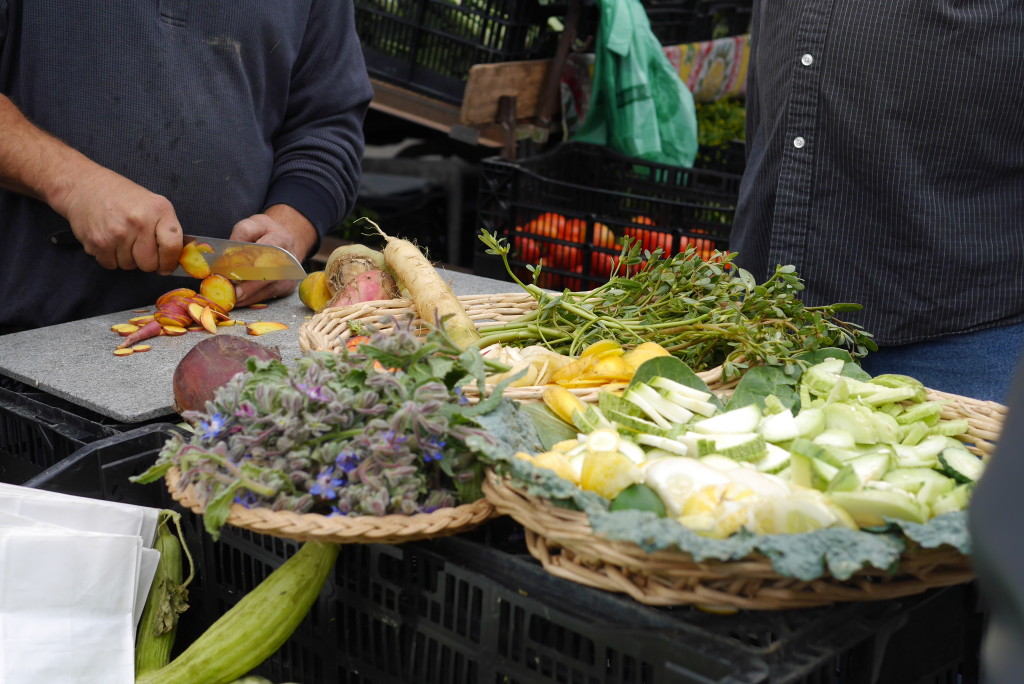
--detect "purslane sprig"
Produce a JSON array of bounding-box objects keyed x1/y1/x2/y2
[{"x1": 477, "y1": 231, "x2": 876, "y2": 378}]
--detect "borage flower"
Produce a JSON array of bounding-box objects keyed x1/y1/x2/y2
[
  {"x1": 421, "y1": 436, "x2": 446, "y2": 463},
  {"x1": 233, "y1": 489, "x2": 260, "y2": 509},
  {"x1": 199, "y1": 413, "x2": 227, "y2": 440},
  {"x1": 308, "y1": 465, "x2": 346, "y2": 500},
  {"x1": 336, "y1": 450, "x2": 361, "y2": 474},
  {"x1": 296, "y1": 382, "x2": 331, "y2": 403}
]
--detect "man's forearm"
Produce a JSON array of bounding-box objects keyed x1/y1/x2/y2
[{"x1": 0, "y1": 94, "x2": 96, "y2": 216}]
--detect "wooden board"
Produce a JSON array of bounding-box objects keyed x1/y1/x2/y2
[{"x1": 459, "y1": 60, "x2": 555, "y2": 126}]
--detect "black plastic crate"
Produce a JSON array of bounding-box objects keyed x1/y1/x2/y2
[
  {"x1": 24, "y1": 427, "x2": 985, "y2": 684},
  {"x1": 576, "y1": 0, "x2": 750, "y2": 48},
  {"x1": 332, "y1": 172, "x2": 450, "y2": 263},
  {"x1": 354, "y1": 0, "x2": 560, "y2": 105},
  {"x1": 23, "y1": 427, "x2": 763, "y2": 682},
  {"x1": 0, "y1": 379, "x2": 129, "y2": 484},
  {"x1": 693, "y1": 0, "x2": 753, "y2": 38},
  {"x1": 474, "y1": 141, "x2": 741, "y2": 290}
]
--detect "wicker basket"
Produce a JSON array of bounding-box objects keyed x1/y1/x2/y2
[
  {"x1": 166, "y1": 467, "x2": 495, "y2": 545},
  {"x1": 298, "y1": 292, "x2": 736, "y2": 401},
  {"x1": 482, "y1": 389, "x2": 1005, "y2": 610}
]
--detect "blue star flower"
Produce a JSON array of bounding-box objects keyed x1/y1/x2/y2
[
  {"x1": 422, "y1": 436, "x2": 446, "y2": 463},
  {"x1": 309, "y1": 465, "x2": 346, "y2": 500},
  {"x1": 199, "y1": 413, "x2": 227, "y2": 439},
  {"x1": 336, "y1": 451, "x2": 361, "y2": 473},
  {"x1": 296, "y1": 383, "x2": 330, "y2": 402}
]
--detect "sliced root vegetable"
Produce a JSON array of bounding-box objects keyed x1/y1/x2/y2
[
  {"x1": 155, "y1": 311, "x2": 192, "y2": 328},
  {"x1": 117, "y1": 320, "x2": 164, "y2": 349},
  {"x1": 199, "y1": 306, "x2": 219, "y2": 334},
  {"x1": 186, "y1": 301, "x2": 206, "y2": 325},
  {"x1": 194, "y1": 295, "x2": 228, "y2": 316},
  {"x1": 186, "y1": 299, "x2": 224, "y2": 332},
  {"x1": 199, "y1": 274, "x2": 236, "y2": 313},
  {"x1": 131, "y1": 344, "x2": 153, "y2": 352},
  {"x1": 217, "y1": 319, "x2": 239, "y2": 327},
  {"x1": 178, "y1": 241, "x2": 214, "y2": 279},
  {"x1": 345, "y1": 335, "x2": 371, "y2": 353},
  {"x1": 128, "y1": 314, "x2": 155, "y2": 326},
  {"x1": 111, "y1": 323, "x2": 140, "y2": 335},
  {"x1": 131, "y1": 308, "x2": 151, "y2": 314},
  {"x1": 247, "y1": 303, "x2": 269, "y2": 310},
  {"x1": 186, "y1": 325, "x2": 205, "y2": 332},
  {"x1": 370, "y1": 220, "x2": 480, "y2": 349},
  {"x1": 162, "y1": 325, "x2": 189, "y2": 336},
  {"x1": 156, "y1": 288, "x2": 198, "y2": 309},
  {"x1": 113, "y1": 348, "x2": 134, "y2": 356},
  {"x1": 247, "y1": 321, "x2": 288, "y2": 336}
]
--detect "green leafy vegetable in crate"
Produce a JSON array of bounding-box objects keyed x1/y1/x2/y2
[
  {"x1": 696, "y1": 98, "x2": 746, "y2": 148},
  {"x1": 134, "y1": 318, "x2": 536, "y2": 538},
  {"x1": 478, "y1": 231, "x2": 876, "y2": 380}
]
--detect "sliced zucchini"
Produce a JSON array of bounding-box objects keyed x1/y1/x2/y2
[
  {"x1": 938, "y1": 447, "x2": 985, "y2": 484},
  {"x1": 692, "y1": 404, "x2": 761, "y2": 435}
]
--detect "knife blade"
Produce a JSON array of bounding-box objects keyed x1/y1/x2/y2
[
  {"x1": 173, "y1": 235, "x2": 307, "y2": 281},
  {"x1": 49, "y1": 230, "x2": 307, "y2": 281}
]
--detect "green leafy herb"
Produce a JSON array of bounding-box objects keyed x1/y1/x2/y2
[
  {"x1": 134, "y1": 318, "x2": 533, "y2": 539},
  {"x1": 477, "y1": 231, "x2": 876, "y2": 380}
]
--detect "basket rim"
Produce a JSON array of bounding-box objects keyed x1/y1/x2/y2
[
  {"x1": 298, "y1": 291, "x2": 737, "y2": 400},
  {"x1": 166, "y1": 466, "x2": 495, "y2": 545}
]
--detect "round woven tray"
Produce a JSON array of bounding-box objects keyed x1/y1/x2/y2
[
  {"x1": 482, "y1": 389, "x2": 1004, "y2": 610},
  {"x1": 166, "y1": 467, "x2": 496, "y2": 545},
  {"x1": 298, "y1": 292, "x2": 735, "y2": 400}
]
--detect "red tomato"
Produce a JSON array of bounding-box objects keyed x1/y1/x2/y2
[
  {"x1": 514, "y1": 235, "x2": 542, "y2": 267},
  {"x1": 624, "y1": 225, "x2": 674, "y2": 256},
  {"x1": 590, "y1": 250, "x2": 618, "y2": 281},
  {"x1": 559, "y1": 218, "x2": 586, "y2": 243},
  {"x1": 521, "y1": 212, "x2": 566, "y2": 239},
  {"x1": 593, "y1": 222, "x2": 617, "y2": 249},
  {"x1": 684, "y1": 237, "x2": 716, "y2": 261}
]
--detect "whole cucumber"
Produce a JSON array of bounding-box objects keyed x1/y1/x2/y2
[{"x1": 136, "y1": 541, "x2": 339, "y2": 684}]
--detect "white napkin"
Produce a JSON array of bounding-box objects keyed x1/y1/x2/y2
[
  {"x1": 0, "y1": 482, "x2": 159, "y2": 546},
  {"x1": 0, "y1": 485, "x2": 165, "y2": 684}
]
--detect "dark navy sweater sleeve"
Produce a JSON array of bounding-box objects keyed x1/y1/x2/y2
[{"x1": 264, "y1": 0, "x2": 371, "y2": 236}]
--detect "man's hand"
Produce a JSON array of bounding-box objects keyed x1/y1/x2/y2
[
  {"x1": 229, "y1": 204, "x2": 318, "y2": 307},
  {"x1": 61, "y1": 166, "x2": 184, "y2": 274},
  {"x1": 0, "y1": 94, "x2": 184, "y2": 273}
]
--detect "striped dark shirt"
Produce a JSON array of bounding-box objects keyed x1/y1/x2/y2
[{"x1": 730, "y1": 0, "x2": 1024, "y2": 345}]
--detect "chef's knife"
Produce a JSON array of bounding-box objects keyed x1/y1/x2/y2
[
  {"x1": 173, "y1": 235, "x2": 306, "y2": 281},
  {"x1": 49, "y1": 231, "x2": 307, "y2": 281}
]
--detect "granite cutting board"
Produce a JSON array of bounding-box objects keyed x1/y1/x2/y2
[{"x1": 0, "y1": 270, "x2": 523, "y2": 423}]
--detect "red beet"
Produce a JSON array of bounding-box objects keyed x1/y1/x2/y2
[{"x1": 173, "y1": 336, "x2": 281, "y2": 414}]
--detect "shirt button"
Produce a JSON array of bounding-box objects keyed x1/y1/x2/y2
[
  {"x1": 801, "y1": 54, "x2": 814, "y2": 66},
  {"x1": 793, "y1": 137, "x2": 806, "y2": 148}
]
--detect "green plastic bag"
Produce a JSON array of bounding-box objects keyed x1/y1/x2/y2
[{"x1": 572, "y1": 0, "x2": 698, "y2": 167}]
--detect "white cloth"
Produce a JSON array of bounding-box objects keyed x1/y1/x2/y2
[{"x1": 0, "y1": 486, "x2": 163, "y2": 683}]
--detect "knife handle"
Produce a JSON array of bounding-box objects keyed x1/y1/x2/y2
[{"x1": 48, "y1": 230, "x2": 79, "y2": 247}]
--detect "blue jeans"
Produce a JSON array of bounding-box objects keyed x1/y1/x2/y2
[{"x1": 858, "y1": 323, "x2": 1024, "y2": 404}]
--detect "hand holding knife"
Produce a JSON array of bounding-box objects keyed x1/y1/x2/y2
[{"x1": 49, "y1": 230, "x2": 307, "y2": 281}]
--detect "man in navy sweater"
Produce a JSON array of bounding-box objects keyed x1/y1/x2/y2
[{"x1": 0, "y1": 1, "x2": 373, "y2": 332}]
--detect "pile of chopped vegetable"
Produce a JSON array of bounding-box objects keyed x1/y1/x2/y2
[
  {"x1": 477, "y1": 232, "x2": 876, "y2": 379},
  {"x1": 135, "y1": 319, "x2": 540, "y2": 538},
  {"x1": 496, "y1": 349, "x2": 981, "y2": 581}
]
